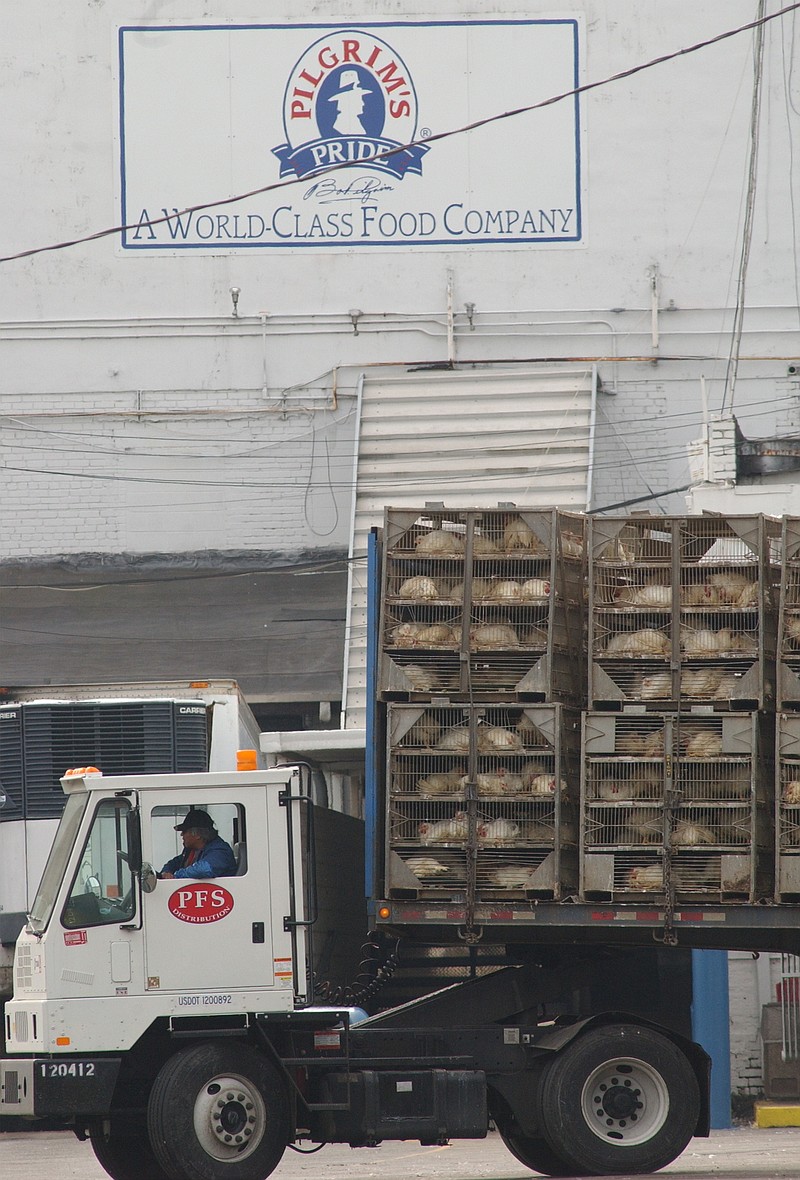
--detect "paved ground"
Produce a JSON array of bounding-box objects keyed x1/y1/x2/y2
[{"x1": 2, "y1": 1127, "x2": 800, "y2": 1179}]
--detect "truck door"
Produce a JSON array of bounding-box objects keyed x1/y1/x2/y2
[
  {"x1": 140, "y1": 783, "x2": 298, "y2": 1001},
  {"x1": 58, "y1": 796, "x2": 142, "y2": 999}
]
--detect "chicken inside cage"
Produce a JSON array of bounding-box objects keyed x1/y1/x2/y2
[{"x1": 679, "y1": 760, "x2": 752, "y2": 801}]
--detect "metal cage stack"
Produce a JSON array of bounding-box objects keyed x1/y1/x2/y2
[
  {"x1": 581, "y1": 712, "x2": 773, "y2": 903},
  {"x1": 380, "y1": 507, "x2": 585, "y2": 703},
  {"x1": 385, "y1": 703, "x2": 580, "y2": 902},
  {"x1": 588, "y1": 514, "x2": 779, "y2": 711},
  {"x1": 776, "y1": 714, "x2": 800, "y2": 900},
  {"x1": 778, "y1": 517, "x2": 800, "y2": 708}
]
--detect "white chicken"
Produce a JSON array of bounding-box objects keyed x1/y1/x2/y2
[
  {"x1": 561, "y1": 531, "x2": 584, "y2": 558},
  {"x1": 626, "y1": 809, "x2": 664, "y2": 844},
  {"x1": 713, "y1": 672, "x2": 740, "y2": 701},
  {"x1": 785, "y1": 615, "x2": 800, "y2": 648},
  {"x1": 416, "y1": 771, "x2": 464, "y2": 797},
  {"x1": 596, "y1": 779, "x2": 640, "y2": 802},
  {"x1": 517, "y1": 717, "x2": 547, "y2": 746},
  {"x1": 436, "y1": 727, "x2": 472, "y2": 753},
  {"x1": 390, "y1": 622, "x2": 425, "y2": 648},
  {"x1": 524, "y1": 772, "x2": 568, "y2": 797},
  {"x1": 684, "y1": 730, "x2": 723, "y2": 759},
  {"x1": 472, "y1": 533, "x2": 498, "y2": 555},
  {"x1": 402, "y1": 664, "x2": 442, "y2": 692},
  {"x1": 477, "y1": 818, "x2": 521, "y2": 845},
  {"x1": 489, "y1": 865, "x2": 536, "y2": 888},
  {"x1": 478, "y1": 725, "x2": 524, "y2": 753},
  {"x1": 614, "y1": 581, "x2": 671, "y2": 608},
  {"x1": 405, "y1": 856, "x2": 449, "y2": 878},
  {"x1": 406, "y1": 716, "x2": 441, "y2": 747},
  {"x1": 681, "y1": 668, "x2": 721, "y2": 699},
  {"x1": 671, "y1": 820, "x2": 715, "y2": 847},
  {"x1": 470, "y1": 624, "x2": 520, "y2": 649},
  {"x1": 520, "y1": 578, "x2": 551, "y2": 600},
  {"x1": 783, "y1": 781, "x2": 800, "y2": 804},
  {"x1": 415, "y1": 623, "x2": 459, "y2": 648},
  {"x1": 626, "y1": 864, "x2": 664, "y2": 891},
  {"x1": 680, "y1": 582, "x2": 719, "y2": 606},
  {"x1": 398, "y1": 575, "x2": 442, "y2": 601},
  {"x1": 503, "y1": 517, "x2": 543, "y2": 552},
  {"x1": 681, "y1": 628, "x2": 723, "y2": 657},
  {"x1": 418, "y1": 811, "x2": 469, "y2": 844},
  {"x1": 708, "y1": 571, "x2": 757, "y2": 605},
  {"x1": 607, "y1": 628, "x2": 670, "y2": 656},
  {"x1": 641, "y1": 731, "x2": 666, "y2": 757},
  {"x1": 415, "y1": 529, "x2": 464, "y2": 555},
  {"x1": 464, "y1": 769, "x2": 525, "y2": 796},
  {"x1": 640, "y1": 671, "x2": 672, "y2": 700},
  {"x1": 449, "y1": 578, "x2": 493, "y2": 602},
  {"x1": 486, "y1": 580, "x2": 524, "y2": 602},
  {"x1": 617, "y1": 733, "x2": 645, "y2": 755}
]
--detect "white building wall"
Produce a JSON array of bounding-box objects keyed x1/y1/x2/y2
[{"x1": 3, "y1": 1, "x2": 800, "y2": 560}]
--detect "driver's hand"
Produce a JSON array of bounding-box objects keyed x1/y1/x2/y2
[{"x1": 161, "y1": 872, "x2": 175, "y2": 879}]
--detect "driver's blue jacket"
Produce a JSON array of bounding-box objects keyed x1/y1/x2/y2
[{"x1": 160, "y1": 836, "x2": 237, "y2": 879}]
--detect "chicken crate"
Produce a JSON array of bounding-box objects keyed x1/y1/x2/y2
[
  {"x1": 776, "y1": 714, "x2": 800, "y2": 900},
  {"x1": 588, "y1": 513, "x2": 779, "y2": 711},
  {"x1": 580, "y1": 711, "x2": 773, "y2": 903},
  {"x1": 383, "y1": 702, "x2": 580, "y2": 901},
  {"x1": 380, "y1": 506, "x2": 585, "y2": 703},
  {"x1": 777, "y1": 517, "x2": 800, "y2": 708}
]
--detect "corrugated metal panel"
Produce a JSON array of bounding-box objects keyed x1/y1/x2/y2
[{"x1": 342, "y1": 367, "x2": 596, "y2": 729}]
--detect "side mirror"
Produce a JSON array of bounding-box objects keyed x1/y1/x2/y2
[
  {"x1": 140, "y1": 864, "x2": 157, "y2": 894},
  {"x1": 87, "y1": 876, "x2": 101, "y2": 897},
  {"x1": 126, "y1": 807, "x2": 143, "y2": 874}
]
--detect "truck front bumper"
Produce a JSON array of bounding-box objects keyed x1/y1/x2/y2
[{"x1": 0, "y1": 1057, "x2": 120, "y2": 1119}]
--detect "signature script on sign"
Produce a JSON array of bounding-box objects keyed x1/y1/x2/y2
[{"x1": 304, "y1": 176, "x2": 395, "y2": 204}]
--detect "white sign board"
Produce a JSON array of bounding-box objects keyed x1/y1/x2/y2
[{"x1": 118, "y1": 20, "x2": 582, "y2": 251}]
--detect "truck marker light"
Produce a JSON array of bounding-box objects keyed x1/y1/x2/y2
[
  {"x1": 63, "y1": 766, "x2": 101, "y2": 777},
  {"x1": 237, "y1": 749, "x2": 258, "y2": 770},
  {"x1": 378, "y1": 906, "x2": 391, "y2": 920},
  {"x1": 56, "y1": 1037, "x2": 70, "y2": 1046}
]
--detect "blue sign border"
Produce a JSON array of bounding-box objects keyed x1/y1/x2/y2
[{"x1": 118, "y1": 20, "x2": 582, "y2": 250}]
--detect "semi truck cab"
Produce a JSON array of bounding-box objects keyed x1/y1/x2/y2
[{"x1": 5, "y1": 767, "x2": 310, "y2": 1059}]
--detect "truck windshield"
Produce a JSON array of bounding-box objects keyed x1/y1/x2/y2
[{"x1": 28, "y1": 792, "x2": 89, "y2": 932}]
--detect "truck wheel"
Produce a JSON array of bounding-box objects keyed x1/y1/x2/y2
[
  {"x1": 89, "y1": 1114, "x2": 173, "y2": 1180},
  {"x1": 147, "y1": 1041, "x2": 291, "y2": 1180},
  {"x1": 499, "y1": 1129, "x2": 574, "y2": 1177},
  {"x1": 536, "y1": 1023, "x2": 700, "y2": 1176}
]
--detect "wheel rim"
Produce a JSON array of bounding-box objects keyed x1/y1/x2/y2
[
  {"x1": 193, "y1": 1072, "x2": 267, "y2": 1162},
  {"x1": 580, "y1": 1055, "x2": 670, "y2": 1147}
]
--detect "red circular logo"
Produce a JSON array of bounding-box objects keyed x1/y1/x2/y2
[{"x1": 168, "y1": 883, "x2": 234, "y2": 924}]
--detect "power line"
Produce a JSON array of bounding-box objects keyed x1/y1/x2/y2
[{"x1": 3, "y1": 3, "x2": 800, "y2": 265}]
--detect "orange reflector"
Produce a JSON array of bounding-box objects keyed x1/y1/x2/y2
[
  {"x1": 63, "y1": 766, "x2": 101, "y2": 777},
  {"x1": 189, "y1": 681, "x2": 210, "y2": 688},
  {"x1": 237, "y1": 749, "x2": 258, "y2": 771},
  {"x1": 56, "y1": 1036, "x2": 71, "y2": 1046},
  {"x1": 378, "y1": 906, "x2": 391, "y2": 920}
]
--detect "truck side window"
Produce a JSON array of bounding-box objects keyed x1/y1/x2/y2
[
  {"x1": 151, "y1": 803, "x2": 245, "y2": 876},
  {"x1": 61, "y1": 799, "x2": 135, "y2": 928}
]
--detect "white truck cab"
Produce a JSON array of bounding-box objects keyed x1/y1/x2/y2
[{"x1": 5, "y1": 766, "x2": 309, "y2": 1058}]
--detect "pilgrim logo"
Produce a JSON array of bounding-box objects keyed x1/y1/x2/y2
[{"x1": 273, "y1": 30, "x2": 428, "y2": 181}]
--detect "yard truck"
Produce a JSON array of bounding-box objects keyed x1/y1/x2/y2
[{"x1": 0, "y1": 764, "x2": 710, "y2": 1180}]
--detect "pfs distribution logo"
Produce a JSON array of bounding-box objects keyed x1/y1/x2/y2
[{"x1": 273, "y1": 30, "x2": 429, "y2": 181}]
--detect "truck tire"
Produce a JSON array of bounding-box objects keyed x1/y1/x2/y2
[
  {"x1": 538, "y1": 1019, "x2": 703, "y2": 1175},
  {"x1": 499, "y1": 1129, "x2": 574, "y2": 1177},
  {"x1": 536, "y1": 1023, "x2": 700, "y2": 1176},
  {"x1": 89, "y1": 1113, "x2": 173, "y2": 1180},
  {"x1": 147, "y1": 1041, "x2": 291, "y2": 1180}
]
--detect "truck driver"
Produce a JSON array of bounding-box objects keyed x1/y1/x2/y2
[{"x1": 158, "y1": 809, "x2": 237, "y2": 880}]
